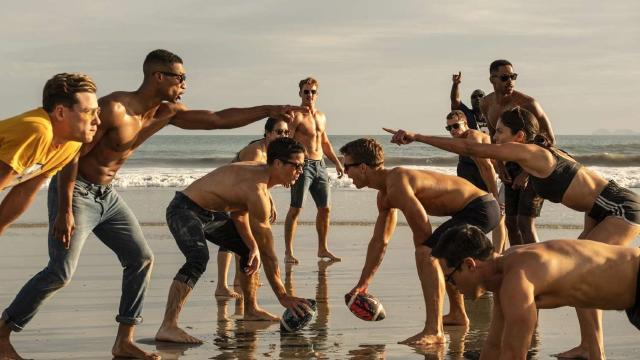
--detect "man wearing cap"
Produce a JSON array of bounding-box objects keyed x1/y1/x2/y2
[{"x1": 450, "y1": 71, "x2": 488, "y2": 133}]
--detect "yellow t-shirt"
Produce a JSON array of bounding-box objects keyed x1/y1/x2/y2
[{"x1": 0, "y1": 108, "x2": 82, "y2": 188}]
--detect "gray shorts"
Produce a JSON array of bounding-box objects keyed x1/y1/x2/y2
[{"x1": 290, "y1": 159, "x2": 330, "y2": 208}]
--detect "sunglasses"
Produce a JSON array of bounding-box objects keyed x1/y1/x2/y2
[
  {"x1": 471, "y1": 93, "x2": 484, "y2": 99},
  {"x1": 279, "y1": 159, "x2": 304, "y2": 171},
  {"x1": 343, "y1": 161, "x2": 383, "y2": 172},
  {"x1": 272, "y1": 129, "x2": 290, "y2": 136},
  {"x1": 493, "y1": 73, "x2": 518, "y2": 82},
  {"x1": 303, "y1": 89, "x2": 317, "y2": 95},
  {"x1": 444, "y1": 262, "x2": 463, "y2": 286},
  {"x1": 445, "y1": 122, "x2": 464, "y2": 132},
  {"x1": 158, "y1": 71, "x2": 187, "y2": 83}
]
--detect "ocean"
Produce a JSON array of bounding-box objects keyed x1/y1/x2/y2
[{"x1": 114, "y1": 134, "x2": 640, "y2": 189}]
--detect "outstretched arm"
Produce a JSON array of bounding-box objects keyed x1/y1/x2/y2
[
  {"x1": 170, "y1": 105, "x2": 307, "y2": 130},
  {"x1": 383, "y1": 127, "x2": 551, "y2": 177},
  {"x1": 351, "y1": 192, "x2": 398, "y2": 293},
  {"x1": 450, "y1": 71, "x2": 462, "y2": 110}
]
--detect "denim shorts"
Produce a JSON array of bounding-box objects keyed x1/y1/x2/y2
[{"x1": 290, "y1": 159, "x2": 330, "y2": 208}]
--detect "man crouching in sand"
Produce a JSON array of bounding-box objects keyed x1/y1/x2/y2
[
  {"x1": 155, "y1": 137, "x2": 311, "y2": 344},
  {"x1": 432, "y1": 224, "x2": 640, "y2": 360}
]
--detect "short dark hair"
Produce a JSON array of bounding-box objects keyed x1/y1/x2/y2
[
  {"x1": 339, "y1": 138, "x2": 384, "y2": 167},
  {"x1": 143, "y1": 49, "x2": 183, "y2": 75},
  {"x1": 42, "y1": 73, "x2": 97, "y2": 112},
  {"x1": 489, "y1": 59, "x2": 512, "y2": 73},
  {"x1": 500, "y1": 107, "x2": 540, "y2": 143},
  {"x1": 264, "y1": 117, "x2": 285, "y2": 135},
  {"x1": 267, "y1": 137, "x2": 305, "y2": 165},
  {"x1": 431, "y1": 224, "x2": 494, "y2": 268}
]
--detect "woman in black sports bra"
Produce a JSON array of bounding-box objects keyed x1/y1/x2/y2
[{"x1": 384, "y1": 107, "x2": 640, "y2": 359}]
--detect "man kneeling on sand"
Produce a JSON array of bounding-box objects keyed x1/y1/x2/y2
[
  {"x1": 156, "y1": 137, "x2": 311, "y2": 344},
  {"x1": 432, "y1": 224, "x2": 640, "y2": 360}
]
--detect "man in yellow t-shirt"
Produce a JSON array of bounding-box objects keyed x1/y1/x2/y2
[{"x1": 0, "y1": 73, "x2": 100, "y2": 238}]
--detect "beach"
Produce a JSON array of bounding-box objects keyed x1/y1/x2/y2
[{"x1": 1, "y1": 187, "x2": 639, "y2": 359}]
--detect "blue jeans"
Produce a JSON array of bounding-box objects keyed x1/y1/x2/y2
[
  {"x1": 1, "y1": 175, "x2": 154, "y2": 331},
  {"x1": 289, "y1": 159, "x2": 330, "y2": 208}
]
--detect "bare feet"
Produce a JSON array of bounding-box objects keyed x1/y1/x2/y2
[
  {"x1": 0, "y1": 338, "x2": 25, "y2": 360},
  {"x1": 242, "y1": 308, "x2": 279, "y2": 322},
  {"x1": 154, "y1": 325, "x2": 203, "y2": 345},
  {"x1": 552, "y1": 345, "x2": 588, "y2": 359},
  {"x1": 398, "y1": 331, "x2": 446, "y2": 345},
  {"x1": 284, "y1": 253, "x2": 299, "y2": 264},
  {"x1": 112, "y1": 339, "x2": 161, "y2": 359},
  {"x1": 317, "y1": 249, "x2": 341, "y2": 262},
  {"x1": 443, "y1": 313, "x2": 470, "y2": 327},
  {"x1": 214, "y1": 286, "x2": 242, "y2": 299}
]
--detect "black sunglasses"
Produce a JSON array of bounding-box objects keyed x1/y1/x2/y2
[
  {"x1": 445, "y1": 262, "x2": 463, "y2": 286},
  {"x1": 471, "y1": 93, "x2": 484, "y2": 99},
  {"x1": 303, "y1": 89, "x2": 317, "y2": 95},
  {"x1": 343, "y1": 161, "x2": 383, "y2": 172},
  {"x1": 494, "y1": 73, "x2": 518, "y2": 82},
  {"x1": 272, "y1": 129, "x2": 290, "y2": 136},
  {"x1": 279, "y1": 159, "x2": 304, "y2": 171},
  {"x1": 445, "y1": 122, "x2": 464, "y2": 132},
  {"x1": 158, "y1": 71, "x2": 187, "y2": 83}
]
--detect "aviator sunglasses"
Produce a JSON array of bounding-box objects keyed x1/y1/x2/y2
[
  {"x1": 445, "y1": 122, "x2": 464, "y2": 132},
  {"x1": 493, "y1": 73, "x2": 518, "y2": 82}
]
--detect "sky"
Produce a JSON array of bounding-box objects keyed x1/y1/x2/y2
[{"x1": 1, "y1": 1, "x2": 638, "y2": 135}]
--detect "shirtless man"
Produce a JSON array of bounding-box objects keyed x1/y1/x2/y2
[
  {"x1": 433, "y1": 224, "x2": 640, "y2": 360},
  {"x1": 0, "y1": 49, "x2": 304, "y2": 360},
  {"x1": 284, "y1": 77, "x2": 344, "y2": 264},
  {"x1": 0, "y1": 73, "x2": 99, "y2": 360},
  {"x1": 215, "y1": 117, "x2": 290, "y2": 299},
  {"x1": 480, "y1": 59, "x2": 554, "y2": 247},
  {"x1": 444, "y1": 110, "x2": 506, "y2": 253},
  {"x1": 341, "y1": 138, "x2": 500, "y2": 344},
  {"x1": 156, "y1": 137, "x2": 311, "y2": 344}
]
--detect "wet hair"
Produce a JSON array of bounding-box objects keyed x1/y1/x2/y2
[
  {"x1": 446, "y1": 110, "x2": 467, "y2": 123},
  {"x1": 143, "y1": 49, "x2": 183, "y2": 76},
  {"x1": 42, "y1": 73, "x2": 97, "y2": 113},
  {"x1": 500, "y1": 107, "x2": 541, "y2": 143},
  {"x1": 489, "y1": 59, "x2": 512, "y2": 74},
  {"x1": 339, "y1": 138, "x2": 384, "y2": 167},
  {"x1": 263, "y1": 117, "x2": 286, "y2": 137},
  {"x1": 267, "y1": 137, "x2": 306, "y2": 165},
  {"x1": 298, "y1": 77, "x2": 319, "y2": 90},
  {"x1": 431, "y1": 224, "x2": 494, "y2": 268}
]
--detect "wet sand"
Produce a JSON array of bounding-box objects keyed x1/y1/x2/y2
[
  {"x1": 1, "y1": 188, "x2": 639, "y2": 359},
  {"x1": 1, "y1": 223, "x2": 639, "y2": 359}
]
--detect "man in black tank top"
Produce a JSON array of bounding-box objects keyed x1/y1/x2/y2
[{"x1": 445, "y1": 111, "x2": 506, "y2": 252}]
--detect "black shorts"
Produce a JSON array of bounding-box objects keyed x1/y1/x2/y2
[
  {"x1": 626, "y1": 262, "x2": 640, "y2": 331},
  {"x1": 588, "y1": 180, "x2": 640, "y2": 226},
  {"x1": 504, "y1": 182, "x2": 544, "y2": 217},
  {"x1": 424, "y1": 194, "x2": 501, "y2": 248}
]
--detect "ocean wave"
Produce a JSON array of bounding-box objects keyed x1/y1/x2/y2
[{"x1": 94, "y1": 165, "x2": 640, "y2": 189}]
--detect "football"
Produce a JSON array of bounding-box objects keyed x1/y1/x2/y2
[
  {"x1": 280, "y1": 298, "x2": 317, "y2": 332},
  {"x1": 345, "y1": 292, "x2": 386, "y2": 321}
]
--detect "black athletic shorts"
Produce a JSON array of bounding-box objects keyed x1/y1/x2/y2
[
  {"x1": 424, "y1": 194, "x2": 501, "y2": 248},
  {"x1": 588, "y1": 180, "x2": 640, "y2": 226},
  {"x1": 626, "y1": 261, "x2": 640, "y2": 331},
  {"x1": 504, "y1": 162, "x2": 544, "y2": 217}
]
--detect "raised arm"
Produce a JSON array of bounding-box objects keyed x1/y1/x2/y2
[
  {"x1": 450, "y1": 71, "x2": 462, "y2": 110},
  {"x1": 247, "y1": 191, "x2": 309, "y2": 316},
  {"x1": 350, "y1": 192, "x2": 398, "y2": 294},
  {"x1": 169, "y1": 105, "x2": 307, "y2": 130},
  {"x1": 0, "y1": 171, "x2": 48, "y2": 236},
  {"x1": 499, "y1": 271, "x2": 537, "y2": 359}
]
